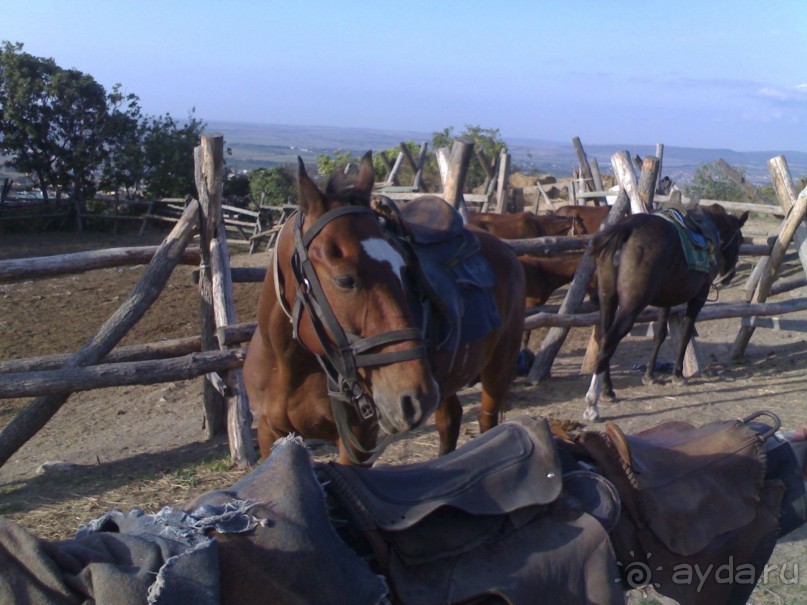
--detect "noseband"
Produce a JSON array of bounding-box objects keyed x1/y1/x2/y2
[{"x1": 284, "y1": 205, "x2": 426, "y2": 457}]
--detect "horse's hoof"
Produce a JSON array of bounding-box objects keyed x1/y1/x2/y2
[
  {"x1": 583, "y1": 407, "x2": 600, "y2": 422},
  {"x1": 602, "y1": 390, "x2": 618, "y2": 402},
  {"x1": 672, "y1": 374, "x2": 689, "y2": 386},
  {"x1": 642, "y1": 374, "x2": 663, "y2": 386}
]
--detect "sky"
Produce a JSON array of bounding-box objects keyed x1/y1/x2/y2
[{"x1": 5, "y1": 0, "x2": 807, "y2": 152}]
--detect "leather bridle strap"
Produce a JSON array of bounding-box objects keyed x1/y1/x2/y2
[{"x1": 289, "y1": 206, "x2": 426, "y2": 426}]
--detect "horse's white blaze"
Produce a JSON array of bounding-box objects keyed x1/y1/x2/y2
[{"x1": 362, "y1": 237, "x2": 405, "y2": 283}]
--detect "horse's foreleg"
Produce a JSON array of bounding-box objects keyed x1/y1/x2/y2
[
  {"x1": 584, "y1": 373, "x2": 605, "y2": 421},
  {"x1": 672, "y1": 301, "x2": 703, "y2": 384},
  {"x1": 435, "y1": 394, "x2": 463, "y2": 456},
  {"x1": 643, "y1": 307, "x2": 670, "y2": 385}
]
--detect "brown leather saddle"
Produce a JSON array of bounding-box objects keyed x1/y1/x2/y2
[
  {"x1": 372, "y1": 195, "x2": 500, "y2": 354},
  {"x1": 603, "y1": 411, "x2": 774, "y2": 555},
  {"x1": 573, "y1": 411, "x2": 786, "y2": 605}
]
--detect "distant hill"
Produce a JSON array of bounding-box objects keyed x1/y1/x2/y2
[{"x1": 208, "y1": 120, "x2": 807, "y2": 186}]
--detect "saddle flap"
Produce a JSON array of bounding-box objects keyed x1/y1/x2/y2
[
  {"x1": 398, "y1": 195, "x2": 465, "y2": 244},
  {"x1": 320, "y1": 416, "x2": 562, "y2": 531},
  {"x1": 605, "y1": 418, "x2": 767, "y2": 556}
]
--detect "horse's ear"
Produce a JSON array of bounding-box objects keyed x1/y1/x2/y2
[
  {"x1": 738, "y1": 211, "x2": 749, "y2": 227},
  {"x1": 354, "y1": 151, "x2": 375, "y2": 198},
  {"x1": 297, "y1": 156, "x2": 326, "y2": 215}
]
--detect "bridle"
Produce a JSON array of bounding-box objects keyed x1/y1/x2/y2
[{"x1": 280, "y1": 205, "x2": 427, "y2": 460}]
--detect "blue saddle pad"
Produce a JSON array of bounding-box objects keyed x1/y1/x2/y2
[{"x1": 655, "y1": 208, "x2": 718, "y2": 273}]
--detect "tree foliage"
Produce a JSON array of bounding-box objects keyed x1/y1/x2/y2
[
  {"x1": 249, "y1": 166, "x2": 295, "y2": 207},
  {"x1": 0, "y1": 41, "x2": 204, "y2": 202},
  {"x1": 433, "y1": 125, "x2": 507, "y2": 190},
  {"x1": 686, "y1": 161, "x2": 745, "y2": 202}
]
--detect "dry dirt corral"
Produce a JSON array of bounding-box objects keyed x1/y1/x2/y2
[{"x1": 1, "y1": 219, "x2": 806, "y2": 604}]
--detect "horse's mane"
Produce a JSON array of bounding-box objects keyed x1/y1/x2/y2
[{"x1": 324, "y1": 171, "x2": 371, "y2": 207}]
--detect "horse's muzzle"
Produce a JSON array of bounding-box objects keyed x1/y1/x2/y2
[{"x1": 375, "y1": 381, "x2": 440, "y2": 434}]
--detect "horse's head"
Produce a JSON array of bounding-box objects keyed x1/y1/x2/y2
[
  {"x1": 277, "y1": 151, "x2": 440, "y2": 439},
  {"x1": 705, "y1": 204, "x2": 749, "y2": 285}
]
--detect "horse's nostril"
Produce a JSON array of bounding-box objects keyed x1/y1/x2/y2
[{"x1": 399, "y1": 393, "x2": 419, "y2": 425}]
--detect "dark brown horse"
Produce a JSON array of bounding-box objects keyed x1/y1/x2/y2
[
  {"x1": 468, "y1": 211, "x2": 582, "y2": 239},
  {"x1": 583, "y1": 204, "x2": 748, "y2": 421},
  {"x1": 244, "y1": 152, "x2": 525, "y2": 463}
]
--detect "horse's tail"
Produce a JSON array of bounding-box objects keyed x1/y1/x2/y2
[{"x1": 590, "y1": 222, "x2": 634, "y2": 264}]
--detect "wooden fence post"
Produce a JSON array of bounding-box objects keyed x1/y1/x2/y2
[
  {"x1": 195, "y1": 133, "x2": 256, "y2": 468},
  {"x1": 443, "y1": 137, "x2": 474, "y2": 220},
  {"x1": 731, "y1": 183, "x2": 807, "y2": 359},
  {"x1": 494, "y1": 151, "x2": 511, "y2": 214}
]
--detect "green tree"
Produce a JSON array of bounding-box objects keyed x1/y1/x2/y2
[
  {"x1": 0, "y1": 42, "x2": 62, "y2": 200},
  {"x1": 140, "y1": 110, "x2": 205, "y2": 198},
  {"x1": 687, "y1": 162, "x2": 745, "y2": 202},
  {"x1": 316, "y1": 149, "x2": 356, "y2": 181},
  {"x1": 432, "y1": 125, "x2": 507, "y2": 190},
  {"x1": 100, "y1": 85, "x2": 146, "y2": 199},
  {"x1": 249, "y1": 166, "x2": 294, "y2": 207}
]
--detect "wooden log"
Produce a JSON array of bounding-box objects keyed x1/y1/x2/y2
[
  {"x1": 0, "y1": 247, "x2": 201, "y2": 283},
  {"x1": 388, "y1": 152, "x2": 404, "y2": 186},
  {"x1": 413, "y1": 142, "x2": 428, "y2": 191},
  {"x1": 637, "y1": 156, "x2": 659, "y2": 210},
  {"x1": 527, "y1": 187, "x2": 632, "y2": 382},
  {"x1": 400, "y1": 142, "x2": 418, "y2": 174},
  {"x1": 731, "y1": 184, "x2": 807, "y2": 358},
  {"x1": 195, "y1": 136, "x2": 227, "y2": 440},
  {"x1": 443, "y1": 137, "x2": 474, "y2": 208},
  {"x1": 212, "y1": 222, "x2": 257, "y2": 467},
  {"x1": 770, "y1": 156, "x2": 807, "y2": 280},
  {"x1": 0, "y1": 335, "x2": 203, "y2": 373},
  {"x1": 0, "y1": 348, "x2": 246, "y2": 398},
  {"x1": 494, "y1": 152, "x2": 511, "y2": 214},
  {"x1": 0, "y1": 199, "x2": 200, "y2": 470},
  {"x1": 612, "y1": 150, "x2": 647, "y2": 213},
  {"x1": 769, "y1": 274, "x2": 807, "y2": 297},
  {"x1": 506, "y1": 235, "x2": 591, "y2": 256},
  {"x1": 655, "y1": 144, "x2": 665, "y2": 193},
  {"x1": 523, "y1": 297, "x2": 807, "y2": 330},
  {"x1": 572, "y1": 137, "x2": 606, "y2": 205}
]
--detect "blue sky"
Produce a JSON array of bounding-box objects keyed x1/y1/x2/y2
[{"x1": 5, "y1": 0, "x2": 807, "y2": 152}]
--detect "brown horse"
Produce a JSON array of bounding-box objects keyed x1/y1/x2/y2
[
  {"x1": 468, "y1": 211, "x2": 582, "y2": 239},
  {"x1": 583, "y1": 204, "x2": 748, "y2": 421},
  {"x1": 244, "y1": 152, "x2": 526, "y2": 463},
  {"x1": 553, "y1": 204, "x2": 628, "y2": 234}
]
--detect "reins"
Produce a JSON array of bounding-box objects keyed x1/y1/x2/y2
[{"x1": 281, "y1": 205, "x2": 427, "y2": 463}]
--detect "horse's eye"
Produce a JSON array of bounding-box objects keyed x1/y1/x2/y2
[{"x1": 334, "y1": 274, "x2": 357, "y2": 290}]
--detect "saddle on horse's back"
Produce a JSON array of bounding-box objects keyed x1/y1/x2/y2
[
  {"x1": 373, "y1": 195, "x2": 501, "y2": 352},
  {"x1": 656, "y1": 207, "x2": 720, "y2": 272},
  {"x1": 571, "y1": 411, "x2": 805, "y2": 605},
  {"x1": 318, "y1": 415, "x2": 625, "y2": 605}
]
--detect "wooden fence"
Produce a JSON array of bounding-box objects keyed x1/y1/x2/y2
[{"x1": 2, "y1": 136, "x2": 805, "y2": 472}]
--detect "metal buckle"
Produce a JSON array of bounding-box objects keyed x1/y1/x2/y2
[{"x1": 350, "y1": 382, "x2": 375, "y2": 420}]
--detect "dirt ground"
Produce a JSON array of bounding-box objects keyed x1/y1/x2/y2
[{"x1": 1, "y1": 219, "x2": 806, "y2": 604}]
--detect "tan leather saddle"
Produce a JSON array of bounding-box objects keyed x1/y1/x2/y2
[
  {"x1": 602, "y1": 411, "x2": 774, "y2": 555},
  {"x1": 575, "y1": 411, "x2": 785, "y2": 605}
]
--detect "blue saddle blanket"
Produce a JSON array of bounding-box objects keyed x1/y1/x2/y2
[{"x1": 655, "y1": 208, "x2": 719, "y2": 273}]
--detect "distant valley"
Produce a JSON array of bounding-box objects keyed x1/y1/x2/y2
[{"x1": 209, "y1": 120, "x2": 807, "y2": 187}]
